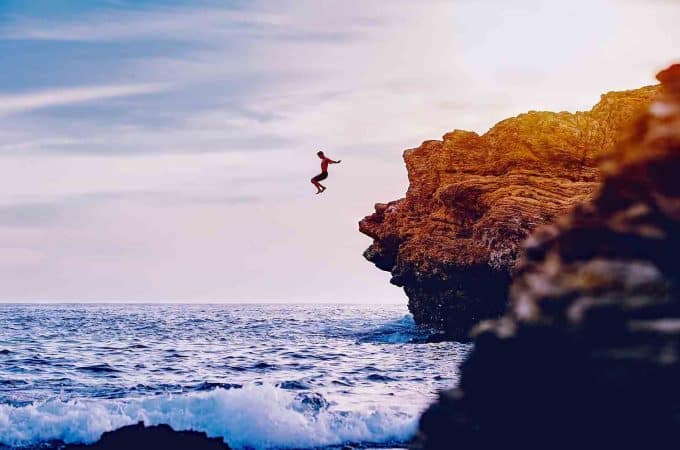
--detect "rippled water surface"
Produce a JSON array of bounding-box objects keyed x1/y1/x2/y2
[{"x1": 0, "y1": 304, "x2": 470, "y2": 449}]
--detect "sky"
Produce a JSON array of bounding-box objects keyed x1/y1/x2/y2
[{"x1": 0, "y1": 0, "x2": 677, "y2": 303}]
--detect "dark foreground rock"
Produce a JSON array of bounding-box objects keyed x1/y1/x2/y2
[
  {"x1": 65, "y1": 422, "x2": 230, "y2": 450},
  {"x1": 359, "y1": 85, "x2": 658, "y2": 340},
  {"x1": 413, "y1": 64, "x2": 680, "y2": 449}
]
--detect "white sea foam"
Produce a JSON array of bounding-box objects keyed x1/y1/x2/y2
[{"x1": 0, "y1": 384, "x2": 419, "y2": 449}]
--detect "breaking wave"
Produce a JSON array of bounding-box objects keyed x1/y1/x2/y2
[{"x1": 0, "y1": 384, "x2": 418, "y2": 449}]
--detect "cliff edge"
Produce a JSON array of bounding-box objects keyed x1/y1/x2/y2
[{"x1": 359, "y1": 84, "x2": 659, "y2": 339}]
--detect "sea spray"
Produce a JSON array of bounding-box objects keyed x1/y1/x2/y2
[{"x1": 0, "y1": 384, "x2": 418, "y2": 449}]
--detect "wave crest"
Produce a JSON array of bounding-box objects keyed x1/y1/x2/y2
[{"x1": 0, "y1": 384, "x2": 418, "y2": 449}]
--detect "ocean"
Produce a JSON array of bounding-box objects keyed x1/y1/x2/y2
[{"x1": 0, "y1": 303, "x2": 470, "y2": 449}]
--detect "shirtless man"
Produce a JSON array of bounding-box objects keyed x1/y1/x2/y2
[{"x1": 311, "y1": 151, "x2": 341, "y2": 194}]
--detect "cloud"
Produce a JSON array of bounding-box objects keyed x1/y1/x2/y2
[
  {"x1": 0, "y1": 83, "x2": 170, "y2": 117},
  {"x1": 0, "y1": 191, "x2": 259, "y2": 228},
  {"x1": 0, "y1": 0, "x2": 678, "y2": 301},
  {"x1": 0, "y1": 5, "x2": 371, "y2": 43}
]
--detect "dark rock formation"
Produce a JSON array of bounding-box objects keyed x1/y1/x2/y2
[
  {"x1": 65, "y1": 422, "x2": 230, "y2": 450},
  {"x1": 413, "y1": 64, "x2": 680, "y2": 449},
  {"x1": 359, "y1": 85, "x2": 659, "y2": 339}
]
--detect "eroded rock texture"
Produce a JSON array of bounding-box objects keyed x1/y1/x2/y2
[
  {"x1": 413, "y1": 64, "x2": 680, "y2": 450},
  {"x1": 360, "y1": 85, "x2": 659, "y2": 339}
]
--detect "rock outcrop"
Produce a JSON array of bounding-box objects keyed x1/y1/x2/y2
[
  {"x1": 413, "y1": 64, "x2": 680, "y2": 449},
  {"x1": 65, "y1": 422, "x2": 231, "y2": 450},
  {"x1": 360, "y1": 85, "x2": 659, "y2": 339}
]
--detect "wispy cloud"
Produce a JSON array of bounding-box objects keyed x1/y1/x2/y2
[
  {"x1": 0, "y1": 0, "x2": 677, "y2": 301},
  {"x1": 0, "y1": 6, "x2": 369, "y2": 43},
  {"x1": 0, "y1": 191, "x2": 259, "y2": 228},
  {"x1": 0, "y1": 83, "x2": 169, "y2": 117}
]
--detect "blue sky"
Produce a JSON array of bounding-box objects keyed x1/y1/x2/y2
[{"x1": 0, "y1": 0, "x2": 678, "y2": 302}]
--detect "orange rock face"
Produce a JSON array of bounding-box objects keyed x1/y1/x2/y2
[
  {"x1": 413, "y1": 63, "x2": 680, "y2": 450},
  {"x1": 359, "y1": 85, "x2": 659, "y2": 338}
]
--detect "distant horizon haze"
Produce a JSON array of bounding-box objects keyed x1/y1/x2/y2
[{"x1": 0, "y1": 300, "x2": 406, "y2": 304}]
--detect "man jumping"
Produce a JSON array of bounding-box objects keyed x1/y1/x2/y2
[{"x1": 311, "y1": 151, "x2": 341, "y2": 194}]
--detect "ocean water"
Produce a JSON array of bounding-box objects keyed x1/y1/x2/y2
[{"x1": 0, "y1": 303, "x2": 470, "y2": 449}]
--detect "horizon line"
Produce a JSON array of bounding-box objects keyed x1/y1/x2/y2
[{"x1": 0, "y1": 301, "x2": 407, "y2": 305}]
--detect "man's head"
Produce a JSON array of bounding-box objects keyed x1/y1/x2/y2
[{"x1": 317, "y1": 151, "x2": 324, "y2": 158}]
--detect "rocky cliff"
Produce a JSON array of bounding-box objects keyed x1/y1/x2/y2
[
  {"x1": 413, "y1": 64, "x2": 680, "y2": 449},
  {"x1": 360, "y1": 85, "x2": 659, "y2": 339}
]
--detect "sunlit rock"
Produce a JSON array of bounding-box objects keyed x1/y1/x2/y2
[
  {"x1": 413, "y1": 63, "x2": 680, "y2": 449},
  {"x1": 360, "y1": 84, "x2": 659, "y2": 339}
]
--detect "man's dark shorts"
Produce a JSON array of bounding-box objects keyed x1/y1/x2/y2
[{"x1": 312, "y1": 172, "x2": 328, "y2": 182}]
